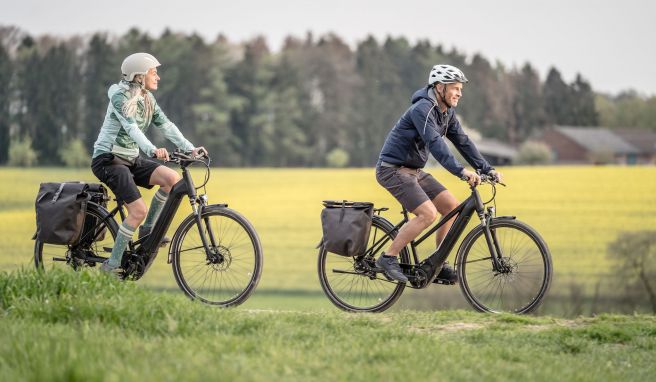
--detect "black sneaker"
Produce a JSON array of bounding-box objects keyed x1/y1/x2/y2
[
  {"x1": 375, "y1": 254, "x2": 408, "y2": 283},
  {"x1": 433, "y1": 262, "x2": 458, "y2": 285},
  {"x1": 138, "y1": 226, "x2": 171, "y2": 247}
]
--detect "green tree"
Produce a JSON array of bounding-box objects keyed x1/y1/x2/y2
[
  {"x1": 82, "y1": 33, "x2": 117, "y2": 152},
  {"x1": 226, "y1": 36, "x2": 276, "y2": 166},
  {"x1": 191, "y1": 38, "x2": 242, "y2": 166},
  {"x1": 269, "y1": 54, "x2": 311, "y2": 166},
  {"x1": 569, "y1": 74, "x2": 598, "y2": 126},
  {"x1": 0, "y1": 44, "x2": 11, "y2": 164},
  {"x1": 510, "y1": 63, "x2": 546, "y2": 141},
  {"x1": 544, "y1": 67, "x2": 571, "y2": 125},
  {"x1": 152, "y1": 30, "x2": 209, "y2": 147}
]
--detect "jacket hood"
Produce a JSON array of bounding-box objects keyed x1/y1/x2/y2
[
  {"x1": 411, "y1": 86, "x2": 437, "y2": 105},
  {"x1": 107, "y1": 80, "x2": 139, "y2": 100}
]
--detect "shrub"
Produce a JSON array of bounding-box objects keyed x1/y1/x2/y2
[
  {"x1": 8, "y1": 136, "x2": 38, "y2": 167},
  {"x1": 515, "y1": 141, "x2": 553, "y2": 165},
  {"x1": 607, "y1": 231, "x2": 656, "y2": 313},
  {"x1": 326, "y1": 148, "x2": 349, "y2": 168},
  {"x1": 59, "y1": 138, "x2": 90, "y2": 168}
]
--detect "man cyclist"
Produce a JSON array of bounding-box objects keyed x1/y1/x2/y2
[
  {"x1": 91, "y1": 52, "x2": 205, "y2": 274},
  {"x1": 375, "y1": 64, "x2": 502, "y2": 283}
]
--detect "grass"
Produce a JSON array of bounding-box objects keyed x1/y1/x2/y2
[
  {"x1": 1, "y1": 269, "x2": 654, "y2": 381},
  {"x1": 0, "y1": 166, "x2": 655, "y2": 312}
]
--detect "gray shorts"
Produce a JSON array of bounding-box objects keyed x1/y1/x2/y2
[{"x1": 376, "y1": 165, "x2": 447, "y2": 212}]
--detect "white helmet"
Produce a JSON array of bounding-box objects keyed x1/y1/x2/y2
[
  {"x1": 121, "y1": 52, "x2": 161, "y2": 81},
  {"x1": 428, "y1": 64, "x2": 468, "y2": 85}
]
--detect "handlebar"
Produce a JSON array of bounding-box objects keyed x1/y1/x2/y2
[
  {"x1": 461, "y1": 172, "x2": 506, "y2": 187},
  {"x1": 151, "y1": 148, "x2": 210, "y2": 166}
]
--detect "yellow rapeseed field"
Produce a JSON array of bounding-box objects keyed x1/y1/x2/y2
[{"x1": 1, "y1": 166, "x2": 654, "y2": 294}]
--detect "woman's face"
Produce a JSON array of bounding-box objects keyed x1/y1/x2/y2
[{"x1": 144, "y1": 68, "x2": 160, "y2": 91}]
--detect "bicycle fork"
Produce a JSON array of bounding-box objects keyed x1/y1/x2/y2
[
  {"x1": 190, "y1": 196, "x2": 219, "y2": 262},
  {"x1": 479, "y1": 207, "x2": 506, "y2": 273}
]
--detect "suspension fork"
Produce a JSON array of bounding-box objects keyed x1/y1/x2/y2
[
  {"x1": 191, "y1": 198, "x2": 216, "y2": 260},
  {"x1": 473, "y1": 191, "x2": 504, "y2": 272}
]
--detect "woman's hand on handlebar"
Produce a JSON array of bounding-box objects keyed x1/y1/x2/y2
[
  {"x1": 191, "y1": 146, "x2": 208, "y2": 159},
  {"x1": 153, "y1": 148, "x2": 170, "y2": 161}
]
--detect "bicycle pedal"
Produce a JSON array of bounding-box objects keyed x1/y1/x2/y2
[{"x1": 433, "y1": 278, "x2": 456, "y2": 285}]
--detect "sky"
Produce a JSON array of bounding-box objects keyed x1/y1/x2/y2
[{"x1": 2, "y1": 0, "x2": 654, "y2": 96}]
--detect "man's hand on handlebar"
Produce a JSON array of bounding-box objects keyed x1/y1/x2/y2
[
  {"x1": 487, "y1": 169, "x2": 503, "y2": 183},
  {"x1": 461, "y1": 169, "x2": 481, "y2": 187}
]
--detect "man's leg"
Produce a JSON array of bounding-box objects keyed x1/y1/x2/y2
[
  {"x1": 376, "y1": 201, "x2": 438, "y2": 282},
  {"x1": 386, "y1": 200, "x2": 438, "y2": 257},
  {"x1": 431, "y1": 190, "x2": 460, "y2": 249},
  {"x1": 430, "y1": 190, "x2": 460, "y2": 283}
]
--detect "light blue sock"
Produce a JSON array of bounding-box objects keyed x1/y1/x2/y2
[
  {"x1": 142, "y1": 189, "x2": 168, "y2": 230},
  {"x1": 107, "y1": 221, "x2": 135, "y2": 268}
]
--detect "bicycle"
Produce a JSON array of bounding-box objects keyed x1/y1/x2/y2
[
  {"x1": 318, "y1": 174, "x2": 553, "y2": 313},
  {"x1": 34, "y1": 150, "x2": 263, "y2": 307}
]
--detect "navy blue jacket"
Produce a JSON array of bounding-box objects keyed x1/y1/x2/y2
[{"x1": 378, "y1": 87, "x2": 493, "y2": 176}]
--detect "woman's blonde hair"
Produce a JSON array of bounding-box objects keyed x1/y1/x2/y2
[{"x1": 121, "y1": 74, "x2": 154, "y2": 119}]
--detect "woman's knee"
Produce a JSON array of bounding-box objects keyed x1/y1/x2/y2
[{"x1": 152, "y1": 166, "x2": 180, "y2": 188}]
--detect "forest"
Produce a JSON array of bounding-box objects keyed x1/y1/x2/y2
[{"x1": 0, "y1": 26, "x2": 654, "y2": 167}]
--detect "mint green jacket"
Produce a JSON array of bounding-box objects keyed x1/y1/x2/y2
[{"x1": 92, "y1": 81, "x2": 194, "y2": 160}]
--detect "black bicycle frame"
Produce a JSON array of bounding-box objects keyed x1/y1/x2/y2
[
  {"x1": 82, "y1": 159, "x2": 217, "y2": 264},
  {"x1": 366, "y1": 184, "x2": 500, "y2": 280}
]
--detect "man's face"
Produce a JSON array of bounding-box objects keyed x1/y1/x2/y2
[
  {"x1": 439, "y1": 82, "x2": 463, "y2": 107},
  {"x1": 144, "y1": 68, "x2": 160, "y2": 91}
]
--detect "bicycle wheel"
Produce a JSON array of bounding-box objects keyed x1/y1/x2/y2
[
  {"x1": 318, "y1": 215, "x2": 409, "y2": 313},
  {"x1": 34, "y1": 203, "x2": 118, "y2": 272},
  {"x1": 456, "y1": 218, "x2": 552, "y2": 314},
  {"x1": 171, "y1": 206, "x2": 263, "y2": 306}
]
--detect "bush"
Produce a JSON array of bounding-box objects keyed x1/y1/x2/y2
[
  {"x1": 8, "y1": 136, "x2": 38, "y2": 167},
  {"x1": 515, "y1": 141, "x2": 553, "y2": 165},
  {"x1": 607, "y1": 231, "x2": 656, "y2": 313},
  {"x1": 59, "y1": 138, "x2": 90, "y2": 168},
  {"x1": 326, "y1": 148, "x2": 349, "y2": 168}
]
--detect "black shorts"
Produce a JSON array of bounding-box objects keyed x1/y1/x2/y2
[
  {"x1": 91, "y1": 153, "x2": 161, "y2": 204},
  {"x1": 376, "y1": 165, "x2": 447, "y2": 212}
]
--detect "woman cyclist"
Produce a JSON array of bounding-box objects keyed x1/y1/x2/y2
[{"x1": 91, "y1": 52, "x2": 205, "y2": 274}]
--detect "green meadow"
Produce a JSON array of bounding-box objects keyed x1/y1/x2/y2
[
  {"x1": 0, "y1": 166, "x2": 654, "y2": 313},
  {"x1": 1, "y1": 269, "x2": 655, "y2": 381}
]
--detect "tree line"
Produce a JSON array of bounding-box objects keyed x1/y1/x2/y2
[{"x1": 0, "y1": 26, "x2": 653, "y2": 167}]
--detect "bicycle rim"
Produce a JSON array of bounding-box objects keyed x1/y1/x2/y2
[
  {"x1": 458, "y1": 220, "x2": 552, "y2": 314},
  {"x1": 318, "y1": 217, "x2": 406, "y2": 312},
  {"x1": 172, "y1": 208, "x2": 262, "y2": 306}
]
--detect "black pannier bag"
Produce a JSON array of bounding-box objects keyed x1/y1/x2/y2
[
  {"x1": 35, "y1": 182, "x2": 90, "y2": 245},
  {"x1": 321, "y1": 200, "x2": 374, "y2": 257}
]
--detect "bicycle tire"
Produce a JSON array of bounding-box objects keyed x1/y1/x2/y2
[
  {"x1": 318, "y1": 215, "x2": 409, "y2": 313},
  {"x1": 456, "y1": 218, "x2": 552, "y2": 314},
  {"x1": 34, "y1": 203, "x2": 118, "y2": 272},
  {"x1": 171, "y1": 205, "x2": 263, "y2": 307}
]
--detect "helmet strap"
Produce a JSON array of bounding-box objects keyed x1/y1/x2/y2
[{"x1": 434, "y1": 84, "x2": 450, "y2": 111}]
